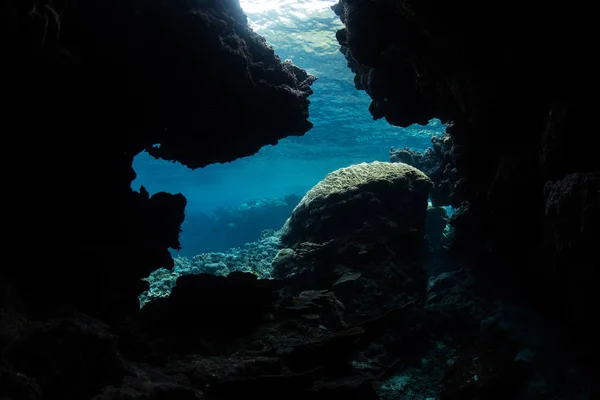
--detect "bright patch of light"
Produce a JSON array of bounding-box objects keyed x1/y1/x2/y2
[{"x1": 239, "y1": 0, "x2": 338, "y2": 15}]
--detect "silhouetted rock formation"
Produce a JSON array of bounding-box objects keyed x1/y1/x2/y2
[
  {"x1": 332, "y1": 0, "x2": 599, "y2": 352},
  {"x1": 390, "y1": 134, "x2": 459, "y2": 207},
  {"x1": 3, "y1": 0, "x2": 315, "y2": 322},
  {"x1": 275, "y1": 161, "x2": 432, "y2": 324}
]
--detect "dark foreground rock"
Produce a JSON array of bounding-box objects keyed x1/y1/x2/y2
[
  {"x1": 3, "y1": 0, "x2": 316, "y2": 327},
  {"x1": 332, "y1": 0, "x2": 599, "y2": 373}
]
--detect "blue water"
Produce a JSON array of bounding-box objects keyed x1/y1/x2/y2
[{"x1": 132, "y1": 0, "x2": 445, "y2": 255}]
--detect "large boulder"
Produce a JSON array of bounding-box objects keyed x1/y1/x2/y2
[
  {"x1": 274, "y1": 162, "x2": 433, "y2": 323},
  {"x1": 280, "y1": 161, "x2": 433, "y2": 249}
]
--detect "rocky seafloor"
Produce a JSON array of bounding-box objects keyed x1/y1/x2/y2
[
  {"x1": 130, "y1": 161, "x2": 593, "y2": 400},
  {"x1": 140, "y1": 229, "x2": 281, "y2": 306},
  {"x1": 1, "y1": 161, "x2": 594, "y2": 400}
]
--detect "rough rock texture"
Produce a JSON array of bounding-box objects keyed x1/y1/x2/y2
[
  {"x1": 281, "y1": 161, "x2": 433, "y2": 247},
  {"x1": 390, "y1": 133, "x2": 461, "y2": 207},
  {"x1": 3, "y1": 253, "x2": 590, "y2": 399},
  {"x1": 128, "y1": 272, "x2": 283, "y2": 357},
  {"x1": 0, "y1": 311, "x2": 125, "y2": 400},
  {"x1": 1, "y1": 0, "x2": 317, "y2": 395},
  {"x1": 140, "y1": 229, "x2": 282, "y2": 306},
  {"x1": 543, "y1": 173, "x2": 599, "y2": 271},
  {"x1": 274, "y1": 161, "x2": 432, "y2": 329},
  {"x1": 541, "y1": 172, "x2": 600, "y2": 335},
  {"x1": 3, "y1": 0, "x2": 315, "y2": 323},
  {"x1": 332, "y1": 0, "x2": 599, "y2": 353},
  {"x1": 1, "y1": 272, "x2": 390, "y2": 400},
  {"x1": 425, "y1": 205, "x2": 449, "y2": 250},
  {"x1": 440, "y1": 332, "x2": 528, "y2": 400},
  {"x1": 103, "y1": 273, "x2": 405, "y2": 399}
]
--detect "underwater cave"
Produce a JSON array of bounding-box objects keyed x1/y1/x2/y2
[{"x1": 2, "y1": 0, "x2": 598, "y2": 399}]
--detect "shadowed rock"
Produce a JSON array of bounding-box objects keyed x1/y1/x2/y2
[{"x1": 274, "y1": 161, "x2": 432, "y2": 323}]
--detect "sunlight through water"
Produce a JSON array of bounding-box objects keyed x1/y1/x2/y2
[
  {"x1": 239, "y1": 0, "x2": 338, "y2": 15},
  {"x1": 132, "y1": 0, "x2": 444, "y2": 232}
]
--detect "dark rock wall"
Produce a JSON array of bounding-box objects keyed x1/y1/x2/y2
[
  {"x1": 332, "y1": 0, "x2": 599, "y2": 346},
  {"x1": 2, "y1": 0, "x2": 315, "y2": 322}
]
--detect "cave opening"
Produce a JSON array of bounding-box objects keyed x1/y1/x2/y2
[
  {"x1": 132, "y1": 0, "x2": 445, "y2": 269},
  {"x1": 4, "y1": 0, "x2": 597, "y2": 398}
]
